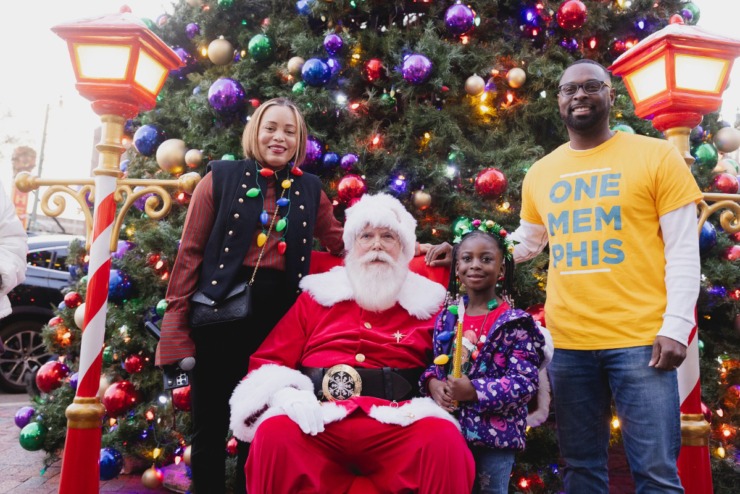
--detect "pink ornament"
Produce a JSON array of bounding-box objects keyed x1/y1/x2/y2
[
  {"x1": 63, "y1": 291, "x2": 83, "y2": 309},
  {"x1": 525, "y1": 304, "x2": 546, "y2": 328},
  {"x1": 337, "y1": 174, "x2": 367, "y2": 204},
  {"x1": 700, "y1": 402, "x2": 712, "y2": 423},
  {"x1": 724, "y1": 245, "x2": 740, "y2": 261},
  {"x1": 103, "y1": 381, "x2": 141, "y2": 416},
  {"x1": 172, "y1": 385, "x2": 192, "y2": 411},
  {"x1": 123, "y1": 354, "x2": 144, "y2": 374},
  {"x1": 35, "y1": 361, "x2": 70, "y2": 394},
  {"x1": 226, "y1": 437, "x2": 238, "y2": 455},
  {"x1": 712, "y1": 173, "x2": 739, "y2": 194},
  {"x1": 474, "y1": 168, "x2": 508, "y2": 199},
  {"x1": 557, "y1": 0, "x2": 588, "y2": 31}
]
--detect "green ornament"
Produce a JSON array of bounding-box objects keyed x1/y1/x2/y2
[
  {"x1": 103, "y1": 346, "x2": 115, "y2": 365},
  {"x1": 221, "y1": 153, "x2": 236, "y2": 161},
  {"x1": 248, "y1": 34, "x2": 274, "y2": 63},
  {"x1": 275, "y1": 218, "x2": 287, "y2": 232},
  {"x1": 246, "y1": 188, "x2": 260, "y2": 198},
  {"x1": 448, "y1": 305, "x2": 459, "y2": 315},
  {"x1": 698, "y1": 338, "x2": 704, "y2": 356},
  {"x1": 693, "y1": 142, "x2": 718, "y2": 168},
  {"x1": 141, "y1": 18, "x2": 156, "y2": 30},
  {"x1": 218, "y1": 0, "x2": 235, "y2": 7},
  {"x1": 156, "y1": 299, "x2": 168, "y2": 317},
  {"x1": 452, "y1": 216, "x2": 473, "y2": 237},
  {"x1": 611, "y1": 124, "x2": 635, "y2": 134},
  {"x1": 682, "y1": 2, "x2": 700, "y2": 25},
  {"x1": 19, "y1": 422, "x2": 46, "y2": 451},
  {"x1": 292, "y1": 81, "x2": 306, "y2": 94},
  {"x1": 447, "y1": 150, "x2": 464, "y2": 164},
  {"x1": 380, "y1": 93, "x2": 396, "y2": 105}
]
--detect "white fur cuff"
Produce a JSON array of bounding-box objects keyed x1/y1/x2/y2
[{"x1": 368, "y1": 397, "x2": 461, "y2": 430}]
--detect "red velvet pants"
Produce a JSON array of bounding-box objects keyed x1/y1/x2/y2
[{"x1": 246, "y1": 414, "x2": 475, "y2": 494}]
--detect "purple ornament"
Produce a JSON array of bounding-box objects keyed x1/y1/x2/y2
[
  {"x1": 108, "y1": 269, "x2": 133, "y2": 303},
  {"x1": 485, "y1": 77, "x2": 497, "y2": 92},
  {"x1": 69, "y1": 372, "x2": 79, "y2": 391},
  {"x1": 680, "y1": 8, "x2": 694, "y2": 24},
  {"x1": 444, "y1": 4, "x2": 476, "y2": 36},
  {"x1": 340, "y1": 153, "x2": 359, "y2": 171},
  {"x1": 559, "y1": 37, "x2": 579, "y2": 53},
  {"x1": 690, "y1": 125, "x2": 705, "y2": 144},
  {"x1": 133, "y1": 186, "x2": 154, "y2": 211},
  {"x1": 401, "y1": 54, "x2": 433, "y2": 85},
  {"x1": 323, "y1": 34, "x2": 344, "y2": 56},
  {"x1": 208, "y1": 78, "x2": 247, "y2": 114},
  {"x1": 171, "y1": 47, "x2": 196, "y2": 79},
  {"x1": 699, "y1": 221, "x2": 717, "y2": 255},
  {"x1": 133, "y1": 125, "x2": 165, "y2": 156},
  {"x1": 119, "y1": 159, "x2": 129, "y2": 174},
  {"x1": 185, "y1": 23, "x2": 200, "y2": 39},
  {"x1": 112, "y1": 240, "x2": 135, "y2": 260},
  {"x1": 303, "y1": 135, "x2": 324, "y2": 172},
  {"x1": 14, "y1": 406, "x2": 35, "y2": 429},
  {"x1": 326, "y1": 58, "x2": 342, "y2": 80}
]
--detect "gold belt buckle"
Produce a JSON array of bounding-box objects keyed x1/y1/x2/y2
[{"x1": 321, "y1": 364, "x2": 362, "y2": 401}]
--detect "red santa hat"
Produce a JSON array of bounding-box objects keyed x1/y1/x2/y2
[{"x1": 343, "y1": 193, "x2": 417, "y2": 263}]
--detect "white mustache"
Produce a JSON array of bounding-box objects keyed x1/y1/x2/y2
[{"x1": 357, "y1": 251, "x2": 395, "y2": 264}]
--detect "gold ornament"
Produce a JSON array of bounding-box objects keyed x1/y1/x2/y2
[
  {"x1": 287, "y1": 56, "x2": 305, "y2": 78},
  {"x1": 183, "y1": 445, "x2": 192, "y2": 466},
  {"x1": 506, "y1": 67, "x2": 527, "y2": 89},
  {"x1": 413, "y1": 190, "x2": 432, "y2": 210},
  {"x1": 464, "y1": 75, "x2": 486, "y2": 96},
  {"x1": 208, "y1": 37, "x2": 235, "y2": 66},
  {"x1": 185, "y1": 149, "x2": 203, "y2": 169},
  {"x1": 156, "y1": 139, "x2": 187, "y2": 175},
  {"x1": 714, "y1": 127, "x2": 740, "y2": 154},
  {"x1": 186, "y1": 0, "x2": 204, "y2": 7},
  {"x1": 714, "y1": 158, "x2": 740, "y2": 174},
  {"x1": 74, "y1": 303, "x2": 85, "y2": 329},
  {"x1": 141, "y1": 466, "x2": 163, "y2": 489}
]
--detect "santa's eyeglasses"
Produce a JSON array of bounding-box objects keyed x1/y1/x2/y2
[{"x1": 356, "y1": 229, "x2": 400, "y2": 248}]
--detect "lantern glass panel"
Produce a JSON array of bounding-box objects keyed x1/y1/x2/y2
[
  {"x1": 134, "y1": 50, "x2": 168, "y2": 95},
  {"x1": 675, "y1": 55, "x2": 727, "y2": 93},
  {"x1": 75, "y1": 44, "x2": 131, "y2": 80},
  {"x1": 625, "y1": 56, "x2": 667, "y2": 103}
]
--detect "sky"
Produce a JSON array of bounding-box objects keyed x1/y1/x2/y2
[{"x1": 1, "y1": 0, "x2": 739, "y2": 221}]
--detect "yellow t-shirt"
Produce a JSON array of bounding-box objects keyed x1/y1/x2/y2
[{"x1": 520, "y1": 132, "x2": 702, "y2": 350}]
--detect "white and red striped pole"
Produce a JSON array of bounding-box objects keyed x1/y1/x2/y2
[
  {"x1": 676, "y1": 310, "x2": 713, "y2": 493},
  {"x1": 58, "y1": 110, "x2": 130, "y2": 494}
]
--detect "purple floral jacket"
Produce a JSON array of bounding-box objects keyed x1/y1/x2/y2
[{"x1": 420, "y1": 305, "x2": 545, "y2": 450}]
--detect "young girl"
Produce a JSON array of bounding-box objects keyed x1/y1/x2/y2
[
  {"x1": 421, "y1": 220, "x2": 552, "y2": 494},
  {"x1": 156, "y1": 98, "x2": 345, "y2": 494}
]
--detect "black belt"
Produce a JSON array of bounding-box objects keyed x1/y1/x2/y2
[{"x1": 301, "y1": 366, "x2": 424, "y2": 402}]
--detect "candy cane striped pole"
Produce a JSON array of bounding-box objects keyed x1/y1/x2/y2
[
  {"x1": 59, "y1": 113, "x2": 127, "y2": 494},
  {"x1": 676, "y1": 310, "x2": 713, "y2": 494}
]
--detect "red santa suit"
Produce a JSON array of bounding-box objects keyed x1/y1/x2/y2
[{"x1": 229, "y1": 265, "x2": 475, "y2": 494}]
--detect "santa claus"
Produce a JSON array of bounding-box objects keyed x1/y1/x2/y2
[{"x1": 229, "y1": 193, "x2": 474, "y2": 493}]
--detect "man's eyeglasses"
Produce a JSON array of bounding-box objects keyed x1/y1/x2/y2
[
  {"x1": 357, "y1": 230, "x2": 400, "y2": 248},
  {"x1": 557, "y1": 80, "x2": 611, "y2": 97}
]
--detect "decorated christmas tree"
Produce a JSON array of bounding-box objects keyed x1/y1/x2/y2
[{"x1": 14, "y1": 0, "x2": 740, "y2": 492}]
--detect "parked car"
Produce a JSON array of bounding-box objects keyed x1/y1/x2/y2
[{"x1": 0, "y1": 234, "x2": 82, "y2": 393}]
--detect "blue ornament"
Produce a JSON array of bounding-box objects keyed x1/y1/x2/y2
[
  {"x1": 99, "y1": 447, "x2": 124, "y2": 481},
  {"x1": 340, "y1": 153, "x2": 359, "y2": 171},
  {"x1": 119, "y1": 159, "x2": 129, "y2": 174},
  {"x1": 186, "y1": 23, "x2": 200, "y2": 39},
  {"x1": 171, "y1": 47, "x2": 197, "y2": 79},
  {"x1": 323, "y1": 34, "x2": 343, "y2": 55},
  {"x1": 437, "y1": 331, "x2": 453, "y2": 343},
  {"x1": 699, "y1": 221, "x2": 717, "y2": 255},
  {"x1": 133, "y1": 125, "x2": 165, "y2": 157},
  {"x1": 124, "y1": 120, "x2": 136, "y2": 136},
  {"x1": 401, "y1": 54, "x2": 433, "y2": 85},
  {"x1": 388, "y1": 175, "x2": 408, "y2": 196},
  {"x1": 260, "y1": 210, "x2": 269, "y2": 225},
  {"x1": 208, "y1": 78, "x2": 247, "y2": 115},
  {"x1": 57, "y1": 301, "x2": 67, "y2": 310},
  {"x1": 690, "y1": 125, "x2": 705, "y2": 144},
  {"x1": 444, "y1": 4, "x2": 476, "y2": 36},
  {"x1": 612, "y1": 124, "x2": 635, "y2": 134},
  {"x1": 296, "y1": 0, "x2": 314, "y2": 15},
  {"x1": 301, "y1": 58, "x2": 331, "y2": 87},
  {"x1": 322, "y1": 152, "x2": 340, "y2": 171},
  {"x1": 108, "y1": 269, "x2": 133, "y2": 303},
  {"x1": 276, "y1": 197, "x2": 290, "y2": 207},
  {"x1": 69, "y1": 372, "x2": 79, "y2": 391}
]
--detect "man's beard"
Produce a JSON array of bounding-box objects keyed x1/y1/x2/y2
[
  {"x1": 345, "y1": 250, "x2": 408, "y2": 312},
  {"x1": 561, "y1": 100, "x2": 610, "y2": 132}
]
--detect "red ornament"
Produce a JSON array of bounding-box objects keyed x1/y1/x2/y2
[
  {"x1": 362, "y1": 58, "x2": 384, "y2": 82},
  {"x1": 146, "y1": 253, "x2": 161, "y2": 266},
  {"x1": 123, "y1": 354, "x2": 144, "y2": 374},
  {"x1": 724, "y1": 245, "x2": 740, "y2": 261},
  {"x1": 291, "y1": 166, "x2": 304, "y2": 176},
  {"x1": 277, "y1": 241, "x2": 287, "y2": 255},
  {"x1": 474, "y1": 167, "x2": 508, "y2": 199},
  {"x1": 48, "y1": 316, "x2": 64, "y2": 327},
  {"x1": 556, "y1": 0, "x2": 587, "y2": 31},
  {"x1": 226, "y1": 437, "x2": 238, "y2": 455},
  {"x1": 259, "y1": 168, "x2": 275, "y2": 178},
  {"x1": 103, "y1": 381, "x2": 141, "y2": 416},
  {"x1": 35, "y1": 361, "x2": 70, "y2": 394},
  {"x1": 712, "y1": 173, "x2": 739, "y2": 194},
  {"x1": 609, "y1": 38, "x2": 627, "y2": 57},
  {"x1": 525, "y1": 303, "x2": 546, "y2": 327},
  {"x1": 172, "y1": 385, "x2": 192, "y2": 411},
  {"x1": 732, "y1": 231, "x2": 740, "y2": 243},
  {"x1": 337, "y1": 174, "x2": 367, "y2": 204},
  {"x1": 63, "y1": 291, "x2": 83, "y2": 309}
]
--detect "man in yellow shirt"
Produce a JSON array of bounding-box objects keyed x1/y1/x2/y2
[{"x1": 512, "y1": 59, "x2": 701, "y2": 493}]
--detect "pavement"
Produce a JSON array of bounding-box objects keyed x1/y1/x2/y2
[{"x1": 0, "y1": 392, "x2": 174, "y2": 494}]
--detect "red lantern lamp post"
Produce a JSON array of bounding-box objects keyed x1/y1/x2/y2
[
  {"x1": 610, "y1": 16, "x2": 740, "y2": 494},
  {"x1": 49, "y1": 13, "x2": 182, "y2": 494}
]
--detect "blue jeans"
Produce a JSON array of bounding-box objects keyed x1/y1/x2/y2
[
  {"x1": 549, "y1": 346, "x2": 683, "y2": 494},
  {"x1": 470, "y1": 446, "x2": 516, "y2": 494}
]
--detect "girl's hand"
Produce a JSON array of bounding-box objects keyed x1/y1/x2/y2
[
  {"x1": 446, "y1": 376, "x2": 477, "y2": 402},
  {"x1": 423, "y1": 242, "x2": 453, "y2": 267},
  {"x1": 428, "y1": 378, "x2": 455, "y2": 412}
]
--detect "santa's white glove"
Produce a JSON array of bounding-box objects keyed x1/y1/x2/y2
[{"x1": 270, "y1": 387, "x2": 325, "y2": 436}]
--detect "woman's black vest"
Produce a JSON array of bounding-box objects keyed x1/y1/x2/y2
[{"x1": 194, "y1": 159, "x2": 322, "y2": 303}]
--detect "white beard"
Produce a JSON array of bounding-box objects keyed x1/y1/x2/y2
[{"x1": 344, "y1": 250, "x2": 408, "y2": 312}]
